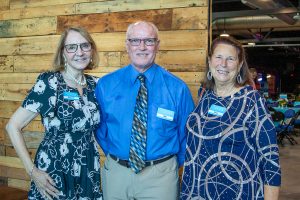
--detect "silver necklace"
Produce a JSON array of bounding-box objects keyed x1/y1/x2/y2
[{"x1": 64, "y1": 70, "x2": 86, "y2": 86}]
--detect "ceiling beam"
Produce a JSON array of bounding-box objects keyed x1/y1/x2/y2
[
  {"x1": 239, "y1": 37, "x2": 300, "y2": 44},
  {"x1": 213, "y1": 7, "x2": 298, "y2": 21}
]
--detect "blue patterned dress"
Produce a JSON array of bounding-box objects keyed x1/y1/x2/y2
[
  {"x1": 23, "y1": 72, "x2": 102, "y2": 200},
  {"x1": 180, "y1": 86, "x2": 281, "y2": 200}
]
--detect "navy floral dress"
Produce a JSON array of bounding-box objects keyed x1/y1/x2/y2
[
  {"x1": 22, "y1": 71, "x2": 102, "y2": 200},
  {"x1": 180, "y1": 86, "x2": 281, "y2": 200}
]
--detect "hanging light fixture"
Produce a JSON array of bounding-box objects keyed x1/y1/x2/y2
[
  {"x1": 220, "y1": 31, "x2": 230, "y2": 37},
  {"x1": 293, "y1": 12, "x2": 300, "y2": 20},
  {"x1": 220, "y1": 19, "x2": 230, "y2": 37}
]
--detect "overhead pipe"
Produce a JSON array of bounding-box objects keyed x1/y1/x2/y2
[
  {"x1": 212, "y1": 16, "x2": 300, "y2": 31},
  {"x1": 241, "y1": 0, "x2": 297, "y2": 25}
]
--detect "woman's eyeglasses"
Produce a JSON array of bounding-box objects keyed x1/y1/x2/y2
[{"x1": 64, "y1": 42, "x2": 92, "y2": 53}]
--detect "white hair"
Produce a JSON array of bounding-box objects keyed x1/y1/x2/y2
[{"x1": 126, "y1": 21, "x2": 159, "y2": 39}]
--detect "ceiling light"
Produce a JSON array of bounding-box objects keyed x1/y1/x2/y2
[
  {"x1": 247, "y1": 42, "x2": 255, "y2": 46},
  {"x1": 220, "y1": 31, "x2": 229, "y2": 37},
  {"x1": 267, "y1": 74, "x2": 271, "y2": 78},
  {"x1": 293, "y1": 13, "x2": 300, "y2": 20}
]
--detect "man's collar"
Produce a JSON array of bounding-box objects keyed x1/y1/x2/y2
[{"x1": 129, "y1": 63, "x2": 156, "y2": 85}]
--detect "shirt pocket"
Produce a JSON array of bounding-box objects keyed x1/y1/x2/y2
[{"x1": 150, "y1": 103, "x2": 177, "y2": 137}]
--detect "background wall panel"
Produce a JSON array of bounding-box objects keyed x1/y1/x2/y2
[{"x1": 0, "y1": 0, "x2": 209, "y2": 190}]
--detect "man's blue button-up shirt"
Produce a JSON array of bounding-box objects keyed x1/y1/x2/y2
[{"x1": 95, "y1": 64, "x2": 194, "y2": 166}]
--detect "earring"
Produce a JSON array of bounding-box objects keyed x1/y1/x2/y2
[
  {"x1": 63, "y1": 56, "x2": 67, "y2": 69},
  {"x1": 237, "y1": 73, "x2": 242, "y2": 84},
  {"x1": 207, "y1": 71, "x2": 212, "y2": 81}
]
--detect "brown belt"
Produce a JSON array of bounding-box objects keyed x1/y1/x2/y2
[{"x1": 110, "y1": 154, "x2": 174, "y2": 168}]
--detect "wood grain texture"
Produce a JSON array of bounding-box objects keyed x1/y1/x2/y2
[
  {"x1": 0, "y1": 30, "x2": 206, "y2": 55},
  {"x1": 5, "y1": 131, "x2": 44, "y2": 148},
  {"x1": 14, "y1": 54, "x2": 54, "y2": 73},
  {"x1": 0, "y1": 83, "x2": 32, "y2": 101},
  {"x1": 0, "y1": 17, "x2": 57, "y2": 38},
  {"x1": 0, "y1": 101, "x2": 22, "y2": 118},
  {"x1": 5, "y1": 146, "x2": 37, "y2": 159},
  {"x1": 8, "y1": 178, "x2": 30, "y2": 191},
  {"x1": 0, "y1": 0, "x2": 209, "y2": 189},
  {"x1": 0, "y1": 118, "x2": 6, "y2": 142},
  {"x1": 0, "y1": 118, "x2": 43, "y2": 132},
  {"x1": 0, "y1": 145, "x2": 4, "y2": 156},
  {"x1": 10, "y1": 0, "x2": 106, "y2": 9},
  {"x1": 0, "y1": 156, "x2": 24, "y2": 168},
  {"x1": 11, "y1": 50, "x2": 205, "y2": 73},
  {"x1": 0, "y1": 72, "x2": 202, "y2": 101},
  {"x1": 0, "y1": 165, "x2": 29, "y2": 180},
  {"x1": 58, "y1": 7, "x2": 206, "y2": 33},
  {"x1": 58, "y1": 9, "x2": 172, "y2": 33},
  {"x1": 76, "y1": 0, "x2": 207, "y2": 15},
  {"x1": 0, "y1": 4, "x2": 75, "y2": 20},
  {"x1": 0, "y1": 56, "x2": 13, "y2": 72},
  {"x1": 121, "y1": 50, "x2": 206, "y2": 72},
  {"x1": 0, "y1": 35, "x2": 59, "y2": 56},
  {"x1": 172, "y1": 7, "x2": 208, "y2": 29},
  {"x1": 13, "y1": 52, "x2": 121, "y2": 72},
  {"x1": 0, "y1": 0, "x2": 9, "y2": 11}
]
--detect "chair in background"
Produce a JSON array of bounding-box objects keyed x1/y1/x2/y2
[
  {"x1": 272, "y1": 111, "x2": 284, "y2": 133},
  {"x1": 276, "y1": 109, "x2": 298, "y2": 145}
]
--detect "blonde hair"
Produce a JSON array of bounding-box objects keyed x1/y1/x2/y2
[{"x1": 52, "y1": 27, "x2": 99, "y2": 71}]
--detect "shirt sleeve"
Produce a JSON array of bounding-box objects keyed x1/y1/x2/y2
[
  {"x1": 248, "y1": 93, "x2": 281, "y2": 186},
  {"x1": 95, "y1": 78, "x2": 109, "y2": 155},
  {"x1": 177, "y1": 85, "x2": 195, "y2": 166},
  {"x1": 22, "y1": 72, "x2": 57, "y2": 118}
]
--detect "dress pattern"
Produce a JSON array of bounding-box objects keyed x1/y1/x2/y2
[
  {"x1": 23, "y1": 71, "x2": 102, "y2": 200},
  {"x1": 180, "y1": 86, "x2": 281, "y2": 200}
]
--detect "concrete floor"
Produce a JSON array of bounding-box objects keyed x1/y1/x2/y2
[{"x1": 279, "y1": 131, "x2": 300, "y2": 200}]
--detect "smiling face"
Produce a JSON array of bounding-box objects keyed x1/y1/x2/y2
[
  {"x1": 63, "y1": 30, "x2": 92, "y2": 72},
  {"x1": 126, "y1": 22, "x2": 160, "y2": 73},
  {"x1": 209, "y1": 43, "x2": 241, "y2": 86}
]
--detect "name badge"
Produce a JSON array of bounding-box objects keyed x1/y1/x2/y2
[
  {"x1": 156, "y1": 107, "x2": 174, "y2": 121},
  {"x1": 208, "y1": 104, "x2": 226, "y2": 117},
  {"x1": 63, "y1": 91, "x2": 80, "y2": 100}
]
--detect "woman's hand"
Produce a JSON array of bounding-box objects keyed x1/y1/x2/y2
[{"x1": 31, "y1": 166, "x2": 60, "y2": 200}]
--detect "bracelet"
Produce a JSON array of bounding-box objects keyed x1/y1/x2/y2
[{"x1": 29, "y1": 165, "x2": 35, "y2": 178}]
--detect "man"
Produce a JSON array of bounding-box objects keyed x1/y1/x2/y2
[
  {"x1": 95, "y1": 21, "x2": 194, "y2": 200},
  {"x1": 249, "y1": 67, "x2": 260, "y2": 90}
]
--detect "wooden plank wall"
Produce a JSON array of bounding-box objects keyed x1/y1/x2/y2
[{"x1": 0, "y1": 0, "x2": 208, "y2": 190}]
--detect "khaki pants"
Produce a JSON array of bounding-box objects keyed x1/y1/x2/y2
[{"x1": 102, "y1": 155, "x2": 179, "y2": 200}]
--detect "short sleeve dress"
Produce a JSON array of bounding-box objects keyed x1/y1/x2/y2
[
  {"x1": 22, "y1": 71, "x2": 102, "y2": 200},
  {"x1": 180, "y1": 85, "x2": 281, "y2": 200}
]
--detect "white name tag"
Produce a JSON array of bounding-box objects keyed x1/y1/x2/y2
[{"x1": 156, "y1": 107, "x2": 174, "y2": 121}]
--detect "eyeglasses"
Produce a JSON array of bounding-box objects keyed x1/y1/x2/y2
[
  {"x1": 64, "y1": 42, "x2": 92, "y2": 53},
  {"x1": 127, "y1": 38, "x2": 158, "y2": 46}
]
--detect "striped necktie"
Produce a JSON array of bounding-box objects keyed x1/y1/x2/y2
[{"x1": 129, "y1": 74, "x2": 148, "y2": 173}]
